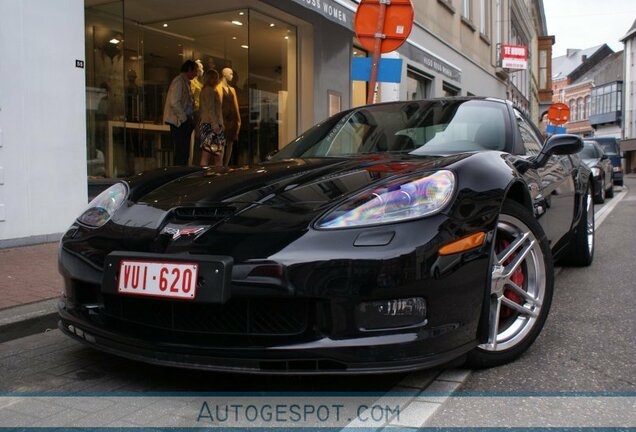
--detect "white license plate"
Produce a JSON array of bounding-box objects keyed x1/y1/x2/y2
[{"x1": 117, "y1": 260, "x2": 198, "y2": 300}]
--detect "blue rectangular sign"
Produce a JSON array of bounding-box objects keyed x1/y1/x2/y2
[
  {"x1": 352, "y1": 58, "x2": 403, "y2": 83},
  {"x1": 546, "y1": 124, "x2": 567, "y2": 135}
]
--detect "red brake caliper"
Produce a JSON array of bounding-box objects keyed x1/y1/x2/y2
[{"x1": 498, "y1": 239, "x2": 525, "y2": 318}]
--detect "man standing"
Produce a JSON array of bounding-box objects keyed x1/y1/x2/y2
[{"x1": 163, "y1": 60, "x2": 197, "y2": 165}]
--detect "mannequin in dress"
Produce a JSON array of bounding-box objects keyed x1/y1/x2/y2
[
  {"x1": 190, "y1": 60, "x2": 205, "y2": 163},
  {"x1": 216, "y1": 67, "x2": 241, "y2": 166}
]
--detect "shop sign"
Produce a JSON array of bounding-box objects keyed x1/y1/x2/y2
[
  {"x1": 398, "y1": 43, "x2": 461, "y2": 83},
  {"x1": 501, "y1": 44, "x2": 528, "y2": 70},
  {"x1": 290, "y1": 0, "x2": 355, "y2": 30}
]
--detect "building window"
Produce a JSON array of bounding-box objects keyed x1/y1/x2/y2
[
  {"x1": 461, "y1": 0, "x2": 470, "y2": 19},
  {"x1": 539, "y1": 49, "x2": 548, "y2": 89},
  {"x1": 479, "y1": 0, "x2": 488, "y2": 35},
  {"x1": 569, "y1": 99, "x2": 576, "y2": 122},
  {"x1": 406, "y1": 68, "x2": 433, "y2": 100},
  {"x1": 577, "y1": 98, "x2": 584, "y2": 120},
  {"x1": 591, "y1": 81, "x2": 623, "y2": 115},
  {"x1": 443, "y1": 82, "x2": 460, "y2": 97},
  {"x1": 509, "y1": 16, "x2": 529, "y2": 103},
  {"x1": 585, "y1": 95, "x2": 591, "y2": 118}
]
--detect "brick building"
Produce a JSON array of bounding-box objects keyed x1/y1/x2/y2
[{"x1": 551, "y1": 44, "x2": 614, "y2": 136}]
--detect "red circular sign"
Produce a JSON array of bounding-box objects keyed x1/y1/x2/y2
[
  {"x1": 547, "y1": 103, "x2": 570, "y2": 125},
  {"x1": 354, "y1": 0, "x2": 414, "y2": 54}
]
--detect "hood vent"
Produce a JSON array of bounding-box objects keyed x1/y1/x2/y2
[{"x1": 172, "y1": 206, "x2": 237, "y2": 221}]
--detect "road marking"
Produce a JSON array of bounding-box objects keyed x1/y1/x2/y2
[
  {"x1": 595, "y1": 187, "x2": 628, "y2": 229},
  {"x1": 365, "y1": 185, "x2": 631, "y2": 429}
]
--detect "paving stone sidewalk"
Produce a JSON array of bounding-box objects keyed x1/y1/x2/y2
[{"x1": 0, "y1": 243, "x2": 62, "y2": 310}]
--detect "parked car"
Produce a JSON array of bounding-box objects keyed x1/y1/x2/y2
[
  {"x1": 581, "y1": 140, "x2": 614, "y2": 204},
  {"x1": 591, "y1": 136, "x2": 623, "y2": 186},
  {"x1": 58, "y1": 98, "x2": 593, "y2": 374}
]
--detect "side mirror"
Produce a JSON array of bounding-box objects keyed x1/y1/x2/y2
[
  {"x1": 600, "y1": 153, "x2": 609, "y2": 161},
  {"x1": 534, "y1": 134, "x2": 583, "y2": 167}
]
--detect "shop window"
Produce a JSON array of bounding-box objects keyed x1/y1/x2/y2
[
  {"x1": 443, "y1": 82, "x2": 460, "y2": 97},
  {"x1": 406, "y1": 68, "x2": 433, "y2": 101},
  {"x1": 84, "y1": 6, "x2": 298, "y2": 177},
  {"x1": 352, "y1": 47, "x2": 368, "y2": 108}
]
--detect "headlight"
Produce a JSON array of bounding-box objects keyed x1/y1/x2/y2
[
  {"x1": 591, "y1": 167, "x2": 601, "y2": 177},
  {"x1": 317, "y1": 170, "x2": 455, "y2": 229},
  {"x1": 77, "y1": 183, "x2": 128, "y2": 227}
]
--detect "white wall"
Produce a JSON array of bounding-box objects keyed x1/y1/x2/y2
[{"x1": 0, "y1": 0, "x2": 87, "y2": 246}]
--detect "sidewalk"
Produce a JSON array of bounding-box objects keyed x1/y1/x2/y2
[{"x1": 0, "y1": 242, "x2": 62, "y2": 310}]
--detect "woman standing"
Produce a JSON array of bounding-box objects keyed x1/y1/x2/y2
[{"x1": 198, "y1": 69, "x2": 225, "y2": 167}]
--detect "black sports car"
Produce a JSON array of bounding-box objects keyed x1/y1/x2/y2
[
  {"x1": 58, "y1": 98, "x2": 594, "y2": 374},
  {"x1": 581, "y1": 140, "x2": 614, "y2": 204}
]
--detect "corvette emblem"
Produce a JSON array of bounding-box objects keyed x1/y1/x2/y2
[{"x1": 162, "y1": 226, "x2": 206, "y2": 240}]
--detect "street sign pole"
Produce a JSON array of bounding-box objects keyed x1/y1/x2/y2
[{"x1": 367, "y1": 0, "x2": 388, "y2": 104}]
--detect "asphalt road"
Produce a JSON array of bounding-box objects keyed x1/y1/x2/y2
[{"x1": 426, "y1": 179, "x2": 636, "y2": 427}]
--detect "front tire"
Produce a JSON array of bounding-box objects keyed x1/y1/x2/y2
[
  {"x1": 606, "y1": 177, "x2": 614, "y2": 198},
  {"x1": 593, "y1": 177, "x2": 605, "y2": 204},
  {"x1": 466, "y1": 200, "x2": 554, "y2": 368},
  {"x1": 561, "y1": 182, "x2": 595, "y2": 267}
]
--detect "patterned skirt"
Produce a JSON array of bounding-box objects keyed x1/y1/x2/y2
[{"x1": 200, "y1": 123, "x2": 226, "y2": 155}]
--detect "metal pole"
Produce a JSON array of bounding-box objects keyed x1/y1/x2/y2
[{"x1": 367, "y1": 0, "x2": 388, "y2": 105}]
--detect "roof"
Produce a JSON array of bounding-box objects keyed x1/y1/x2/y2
[
  {"x1": 552, "y1": 45, "x2": 606, "y2": 80},
  {"x1": 620, "y1": 19, "x2": 636, "y2": 42},
  {"x1": 574, "y1": 51, "x2": 624, "y2": 85}
]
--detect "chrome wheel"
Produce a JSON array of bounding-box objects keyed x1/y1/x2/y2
[{"x1": 480, "y1": 213, "x2": 546, "y2": 352}]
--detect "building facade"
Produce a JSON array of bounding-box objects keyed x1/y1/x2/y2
[
  {"x1": 621, "y1": 19, "x2": 636, "y2": 172},
  {"x1": 551, "y1": 45, "x2": 615, "y2": 137},
  {"x1": 0, "y1": 0, "x2": 549, "y2": 246}
]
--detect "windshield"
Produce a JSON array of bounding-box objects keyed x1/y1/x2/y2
[
  {"x1": 581, "y1": 141, "x2": 599, "y2": 159},
  {"x1": 271, "y1": 100, "x2": 510, "y2": 160},
  {"x1": 597, "y1": 141, "x2": 619, "y2": 155}
]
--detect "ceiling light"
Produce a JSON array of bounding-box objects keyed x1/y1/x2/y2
[
  {"x1": 162, "y1": 23, "x2": 168, "y2": 28},
  {"x1": 239, "y1": 11, "x2": 245, "y2": 16},
  {"x1": 270, "y1": 23, "x2": 275, "y2": 27},
  {"x1": 109, "y1": 38, "x2": 120, "y2": 44},
  {"x1": 284, "y1": 36, "x2": 289, "y2": 40},
  {"x1": 232, "y1": 20, "x2": 243, "y2": 26},
  {"x1": 241, "y1": 44, "x2": 249, "y2": 49},
  {"x1": 232, "y1": 36, "x2": 237, "y2": 40}
]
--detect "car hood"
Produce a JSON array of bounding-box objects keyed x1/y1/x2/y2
[
  {"x1": 582, "y1": 157, "x2": 601, "y2": 169},
  {"x1": 138, "y1": 155, "x2": 469, "y2": 211},
  {"x1": 102, "y1": 155, "x2": 470, "y2": 258}
]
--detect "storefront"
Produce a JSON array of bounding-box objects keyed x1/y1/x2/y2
[{"x1": 85, "y1": 0, "x2": 355, "y2": 178}]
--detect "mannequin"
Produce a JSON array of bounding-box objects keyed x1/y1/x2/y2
[
  {"x1": 216, "y1": 67, "x2": 241, "y2": 166},
  {"x1": 191, "y1": 60, "x2": 205, "y2": 111},
  {"x1": 191, "y1": 60, "x2": 205, "y2": 163}
]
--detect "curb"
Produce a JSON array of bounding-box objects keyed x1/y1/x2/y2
[{"x1": 0, "y1": 298, "x2": 59, "y2": 343}]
